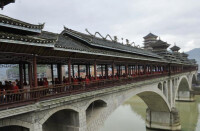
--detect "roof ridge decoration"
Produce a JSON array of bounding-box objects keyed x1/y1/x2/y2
[
  {"x1": 86, "y1": 28, "x2": 113, "y2": 41},
  {"x1": 85, "y1": 28, "x2": 139, "y2": 48},
  {"x1": 0, "y1": 14, "x2": 45, "y2": 30}
]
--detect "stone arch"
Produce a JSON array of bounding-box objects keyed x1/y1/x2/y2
[
  {"x1": 39, "y1": 105, "x2": 80, "y2": 125},
  {"x1": 175, "y1": 75, "x2": 192, "y2": 102},
  {"x1": 42, "y1": 108, "x2": 79, "y2": 131},
  {"x1": 0, "y1": 119, "x2": 31, "y2": 131},
  {"x1": 158, "y1": 82, "x2": 162, "y2": 91},
  {"x1": 137, "y1": 91, "x2": 170, "y2": 112},
  {"x1": 177, "y1": 76, "x2": 190, "y2": 92},
  {"x1": 85, "y1": 99, "x2": 107, "y2": 125},
  {"x1": 85, "y1": 98, "x2": 107, "y2": 110}
]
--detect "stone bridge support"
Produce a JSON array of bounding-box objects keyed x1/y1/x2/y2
[{"x1": 146, "y1": 108, "x2": 181, "y2": 131}]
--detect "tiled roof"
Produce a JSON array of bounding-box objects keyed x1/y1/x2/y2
[
  {"x1": 38, "y1": 31, "x2": 166, "y2": 62},
  {"x1": 0, "y1": 31, "x2": 56, "y2": 46},
  {"x1": 0, "y1": 14, "x2": 44, "y2": 33},
  {"x1": 143, "y1": 33, "x2": 158, "y2": 39},
  {"x1": 170, "y1": 45, "x2": 180, "y2": 52},
  {"x1": 62, "y1": 28, "x2": 162, "y2": 59},
  {"x1": 150, "y1": 40, "x2": 170, "y2": 49}
]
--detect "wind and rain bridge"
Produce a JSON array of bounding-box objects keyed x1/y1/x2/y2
[{"x1": 0, "y1": 13, "x2": 198, "y2": 131}]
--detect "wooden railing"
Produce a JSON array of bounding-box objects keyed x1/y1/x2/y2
[{"x1": 0, "y1": 70, "x2": 196, "y2": 110}]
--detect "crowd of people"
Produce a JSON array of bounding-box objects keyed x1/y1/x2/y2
[{"x1": 0, "y1": 80, "x2": 20, "y2": 93}]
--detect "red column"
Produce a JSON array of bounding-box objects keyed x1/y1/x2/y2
[
  {"x1": 94, "y1": 60, "x2": 97, "y2": 80},
  {"x1": 144, "y1": 64, "x2": 146, "y2": 75},
  {"x1": 68, "y1": 58, "x2": 71, "y2": 84},
  {"x1": 101, "y1": 65, "x2": 103, "y2": 76},
  {"x1": 78, "y1": 65, "x2": 80, "y2": 78},
  {"x1": 112, "y1": 62, "x2": 114, "y2": 78},
  {"x1": 72, "y1": 64, "x2": 75, "y2": 77},
  {"x1": 105, "y1": 65, "x2": 108, "y2": 79},
  {"x1": 23, "y1": 64, "x2": 26, "y2": 84},
  {"x1": 51, "y1": 64, "x2": 54, "y2": 85},
  {"x1": 86, "y1": 65, "x2": 88, "y2": 77},
  {"x1": 33, "y1": 55, "x2": 37, "y2": 87},
  {"x1": 125, "y1": 64, "x2": 128, "y2": 77},
  {"x1": 28, "y1": 63, "x2": 32, "y2": 88},
  {"x1": 57, "y1": 64, "x2": 62, "y2": 84},
  {"x1": 19, "y1": 63, "x2": 24, "y2": 89}
]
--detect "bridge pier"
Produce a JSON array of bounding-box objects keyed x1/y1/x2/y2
[
  {"x1": 176, "y1": 91, "x2": 195, "y2": 102},
  {"x1": 146, "y1": 108, "x2": 181, "y2": 131}
]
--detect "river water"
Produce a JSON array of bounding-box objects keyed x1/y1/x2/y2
[{"x1": 99, "y1": 96, "x2": 200, "y2": 131}]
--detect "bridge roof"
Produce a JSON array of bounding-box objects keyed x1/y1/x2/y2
[
  {"x1": 61, "y1": 27, "x2": 162, "y2": 59},
  {"x1": 38, "y1": 31, "x2": 167, "y2": 63},
  {"x1": 0, "y1": 14, "x2": 44, "y2": 34}
]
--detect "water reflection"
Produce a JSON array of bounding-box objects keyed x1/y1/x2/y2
[{"x1": 100, "y1": 96, "x2": 200, "y2": 131}]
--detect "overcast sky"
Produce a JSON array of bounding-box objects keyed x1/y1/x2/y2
[{"x1": 1, "y1": 0, "x2": 200, "y2": 52}]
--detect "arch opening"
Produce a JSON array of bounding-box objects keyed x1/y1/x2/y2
[
  {"x1": 178, "y1": 77, "x2": 190, "y2": 92},
  {"x1": 137, "y1": 91, "x2": 170, "y2": 112},
  {"x1": 192, "y1": 74, "x2": 197, "y2": 85},
  {"x1": 86, "y1": 100, "x2": 107, "y2": 124},
  {"x1": 43, "y1": 109, "x2": 79, "y2": 131},
  {"x1": 0, "y1": 126, "x2": 29, "y2": 131},
  {"x1": 158, "y1": 83, "x2": 162, "y2": 91}
]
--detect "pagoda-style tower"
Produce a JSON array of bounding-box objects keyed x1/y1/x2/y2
[
  {"x1": 170, "y1": 45, "x2": 180, "y2": 53},
  {"x1": 143, "y1": 33, "x2": 158, "y2": 50},
  {"x1": 150, "y1": 40, "x2": 170, "y2": 51}
]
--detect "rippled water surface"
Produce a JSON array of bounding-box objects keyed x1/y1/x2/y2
[{"x1": 100, "y1": 96, "x2": 200, "y2": 131}]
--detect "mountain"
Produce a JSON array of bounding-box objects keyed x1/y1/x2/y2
[{"x1": 186, "y1": 48, "x2": 200, "y2": 72}]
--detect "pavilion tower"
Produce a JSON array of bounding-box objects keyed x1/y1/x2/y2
[
  {"x1": 170, "y1": 44, "x2": 180, "y2": 53},
  {"x1": 143, "y1": 33, "x2": 158, "y2": 50}
]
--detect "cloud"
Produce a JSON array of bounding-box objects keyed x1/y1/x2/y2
[{"x1": 1, "y1": 0, "x2": 200, "y2": 51}]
